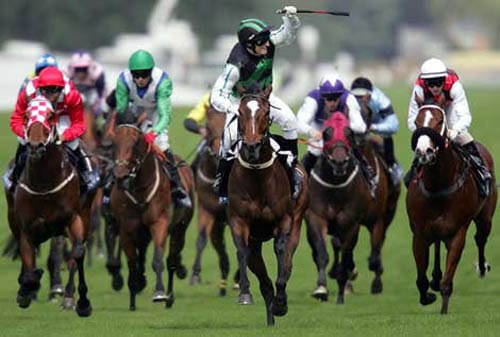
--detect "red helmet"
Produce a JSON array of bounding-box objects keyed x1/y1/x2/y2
[{"x1": 38, "y1": 66, "x2": 65, "y2": 88}]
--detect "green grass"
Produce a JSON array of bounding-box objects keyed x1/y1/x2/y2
[{"x1": 1, "y1": 85, "x2": 500, "y2": 337}]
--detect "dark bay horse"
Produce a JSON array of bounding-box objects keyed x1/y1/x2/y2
[
  {"x1": 305, "y1": 111, "x2": 399, "y2": 304},
  {"x1": 227, "y1": 86, "x2": 308, "y2": 326},
  {"x1": 189, "y1": 107, "x2": 235, "y2": 296},
  {"x1": 5, "y1": 96, "x2": 95, "y2": 316},
  {"x1": 110, "y1": 120, "x2": 194, "y2": 310},
  {"x1": 406, "y1": 103, "x2": 497, "y2": 314}
]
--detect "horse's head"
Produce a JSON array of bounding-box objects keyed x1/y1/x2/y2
[
  {"x1": 411, "y1": 97, "x2": 448, "y2": 165},
  {"x1": 237, "y1": 85, "x2": 272, "y2": 163},
  {"x1": 322, "y1": 111, "x2": 354, "y2": 175},
  {"x1": 112, "y1": 121, "x2": 148, "y2": 189},
  {"x1": 25, "y1": 96, "x2": 58, "y2": 158},
  {"x1": 205, "y1": 107, "x2": 226, "y2": 157}
]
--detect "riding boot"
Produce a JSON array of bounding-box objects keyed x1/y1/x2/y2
[
  {"x1": 463, "y1": 141, "x2": 491, "y2": 198},
  {"x1": 3, "y1": 144, "x2": 27, "y2": 192},
  {"x1": 281, "y1": 138, "x2": 303, "y2": 200},
  {"x1": 164, "y1": 149, "x2": 192, "y2": 208},
  {"x1": 383, "y1": 137, "x2": 403, "y2": 186},
  {"x1": 68, "y1": 146, "x2": 100, "y2": 194},
  {"x1": 301, "y1": 151, "x2": 318, "y2": 176},
  {"x1": 213, "y1": 158, "x2": 234, "y2": 205},
  {"x1": 353, "y1": 146, "x2": 376, "y2": 198}
]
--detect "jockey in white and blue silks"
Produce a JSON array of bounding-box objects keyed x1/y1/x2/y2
[
  {"x1": 210, "y1": 6, "x2": 302, "y2": 205},
  {"x1": 350, "y1": 76, "x2": 403, "y2": 185}
]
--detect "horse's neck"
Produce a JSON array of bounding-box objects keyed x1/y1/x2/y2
[
  {"x1": 199, "y1": 150, "x2": 218, "y2": 177},
  {"x1": 134, "y1": 152, "x2": 162, "y2": 188},
  {"x1": 422, "y1": 147, "x2": 464, "y2": 185}
]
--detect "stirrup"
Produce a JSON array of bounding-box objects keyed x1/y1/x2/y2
[
  {"x1": 172, "y1": 187, "x2": 192, "y2": 208},
  {"x1": 218, "y1": 196, "x2": 229, "y2": 205}
]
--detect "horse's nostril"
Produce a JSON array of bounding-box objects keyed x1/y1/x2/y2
[{"x1": 425, "y1": 148, "x2": 434, "y2": 156}]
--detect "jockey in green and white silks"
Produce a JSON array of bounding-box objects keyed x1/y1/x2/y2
[
  {"x1": 113, "y1": 49, "x2": 191, "y2": 208},
  {"x1": 210, "y1": 6, "x2": 302, "y2": 205}
]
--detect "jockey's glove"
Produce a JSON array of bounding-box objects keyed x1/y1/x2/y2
[
  {"x1": 144, "y1": 131, "x2": 157, "y2": 145},
  {"x1": 283, "y1": 6, "x2": 297, "y2": 15}
]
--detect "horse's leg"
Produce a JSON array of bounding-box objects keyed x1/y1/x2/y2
[
  {"x1": 305, "y1": 214, "x2": 329, "y2": 301},
  {"x1": 150, "y1": 217, "x2": 168, "y2": 302},
  {"x1": 120, "y1": 232, "x2": 139, "y2": 311},
  {"x1": 67, "y1": 215, "x2": 92, "y2": 317},
  {"x1": 247, "y1": 239, "x2": 274, "y2": 326},
  {"x1": 231, "y1": 219, "x2": 252, "y2": 305},
  {"x1": 17, "y1": 233, "x2": 40, "y2": 308},
  {"x1": 336, "y1": 228, "x2": 359, "y2": 305},
  {"x1": 165, "y1": 217, "x2": 190, "y2": 308},
  {"x1": 210, "y1": 219, "x2": 231, "y2": 296},
  {"x1": 430, "y1": 241, "x2": 442, "y2": 291},
  {"x1": 93, "y1": 189, "x2": 105, "y2": 258},
  {"x1": 474, "y1": 216, "x2": 492, "y2": 277},
  {"x1": 367, "y1": 219, "x2": 386, "y2": 294},
  {"x1": 47, "y1": 236, "x2": 65, "y2": 300},
  {"x1": 412, "y1": 233, "x2": 436, "y2": 306},
  {"x1": 104, "y1": 216, "x2": 123, "y2": 291},
  {"x1": 441, "y1": 227, "x2": 467, "y2": 314},
  {"x1": 328, "y1": 235, "x2": 342, "y2": 279},
  {"x1": 190, "y1": 208, "x2": 212, "y2": 285}
]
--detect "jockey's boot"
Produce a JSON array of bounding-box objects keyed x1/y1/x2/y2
[
  {"x1": 190, "y1": 139, "x2": 207, "y2": 173},
  {"x1": 164, "y1": 149, "x2": 192, "y2": 208},
  {"x1": 464, "y1": 141, "x2": 491, "y2": 198},
  {"x1": 403, "y1": 158, "x2": 419, "y2": 188},
  {"x1": 213, "y1": 158, "x2": 234, "y2": 205},
  {"x1": 3, "y1": 144, "x2": 27, "y2": 192},
  {"x1": 383, "y1": 136, "x2": 403, "y2": 186},
  {"x1": 301, "y1": 151, "x2": 318, "y2": 176},
  {"x1": 353, "y1": 146, "x2": 376, "y2": 198},
  {"x1": 282, "y1": 138, "x2": 303, "y2": 200},
  {"x1": 69, "y1": 146, "x2": 100, "y2": 194}
]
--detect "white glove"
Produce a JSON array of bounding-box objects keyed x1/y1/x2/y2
[
  {"x1": 283, "y1": 6, "x2": 297, "y2": 15},
  {"x1": 447, "y1": 129, "x2": 459, "y2": 140},
  {"x1": 309, "y1": 129, "x2": 322, "y2": 141}
]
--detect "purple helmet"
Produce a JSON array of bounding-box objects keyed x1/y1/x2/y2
[{"x1": 319, "y1": 74, "x2": 345, "y2": 95}]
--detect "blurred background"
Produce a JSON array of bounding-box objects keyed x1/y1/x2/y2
[{"x1": 1, "y1": 0, "x2": 500, "y2": 110}]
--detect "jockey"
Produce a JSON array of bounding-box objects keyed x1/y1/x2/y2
[
  {"x1": 351, "y1": 76, "x2": 403, "y2": 186},
  {"x1": 19, "y1": 53, "x2": 59, "y2": 92},
  {"x1": 184, "y1": 91, "x2": 211, "y2": 171},
  {"x1": 115, "y1": 49, "x2": 191, "y2": 208},
  {"x1": 6, "y1": 66, "x2": 100, "y2": 194},
  {"x1": 67, "y1": 50, "x2": 107, "y2": 117},
  {"x1": 211, "y1": 6, "x2": 302, "y2": 205},
  {"x1": 406, "y1": 57, "x2": 491, "y2": 197},
  {"x1": 296, "y1": 73, "x2": 376, "y2": 196}
]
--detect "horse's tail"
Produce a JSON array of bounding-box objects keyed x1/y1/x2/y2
[{"x1": 2, "y1": 234, "x2": 19, "y2": 260}]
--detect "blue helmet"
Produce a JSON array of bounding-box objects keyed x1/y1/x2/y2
[
  {"x1": 319, "y1": 74, "x2": 345, "y2": 95},
  {"x1": 35, "y1": 53, "x2": 58, "y2": 75}
]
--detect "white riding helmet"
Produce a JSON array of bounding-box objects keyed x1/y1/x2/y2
[{"x1": 420, "y1": 58, "x2": 447, "y2": 79}]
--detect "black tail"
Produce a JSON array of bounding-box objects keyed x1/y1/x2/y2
[{"x1": 2, "y1": 234, "x2": 19, "y2": 260}]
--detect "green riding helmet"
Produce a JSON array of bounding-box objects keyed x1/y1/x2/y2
[
  {"x1": 237, "y1": 18, "x2": 271, "y2": 47},
  {"x1": 128, "y1": 49, "x2": 155, "y2": 71}
]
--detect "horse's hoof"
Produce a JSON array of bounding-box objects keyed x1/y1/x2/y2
[
  {"x1": 176, "y1": 265, "x2": 187, "y2": 280},
  {"x1": 233, "y1": 282, "x2": 240, "y2": 290},
  {"x1": 189, "y1": 274, "x2": 201, "y2": 285},
  {"x1": 336, "y1": 295, "x2": 345, "y2": 305},
  {"x1": 129, "y1": 305, "x2": 136, "y2": 311},
  {"x1": 429, "y1": 278, "x2": 441, "y2": 292},
  {"x1": 271, "y1": 299, "x2": 288, "y2": 317},
  {"x1": 312, "y1": 285, "x2": 329, "y2": 302},
  {"x1": 420, "y1": 292, "x2": 437, "y2": 306},
  {"x1": 62, "y1": 296, "x2": 76, "y2": 310},
  {"x1": 371, "y1": 278, "x2": 382, "y2": 294},
  {"x1": 17, "y1": 295, "x2": 32, "y2": 309},
  {"x1": 152, "y1": 291, "x2": 167, "y2": 302},
  {"x1": 344, "y1": 281, "x2": 354, "y2": 295},
  {"x1": 348, "y1": 268, "x2": 359, "y2": 281},
  {"x1": 76, "y1": 299, "x2": 92, "y2": 317},
  {"x1": 475, "y1": 262, "x2": 491, "y2": 278},
  {"x1": 238, "y1": 293, "x2": 253, "y2": 305},
  {"x1": 112, "y1": 274, "x2": 124, "y2": 291},
  {"x1": 219, "y1": 287, "x2": 227, "y2": 297},
  {"x1": 165, "y1": 294, "x2": 175, "y2": 308}
]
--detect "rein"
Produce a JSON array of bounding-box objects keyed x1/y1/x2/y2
[
  {"x1": 123, "y1": 156, "x2": 161, "y2": 206},
  {"x1": 19, "y1": 169, "x2": 76, "y2": 195}
]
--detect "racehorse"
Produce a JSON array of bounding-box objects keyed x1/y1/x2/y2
[
  {"x1": 227, "y1": 85, "x2": 308, "y2": 326},
  {"x1": 189, "y1": 107, "x2": 235, "y2": 296},
  {"x1": 305, "y1": 111, "x2": 399, "y2": 304},
  {"x1": 110, "y1": 115, "x2": 194, "y2": 310},
  {"x1": 5, "y1": 97, "x2": 95, "y2": 316},
  {"x1": 406, "y1": 101, "x2": 497, "y2": 314}
]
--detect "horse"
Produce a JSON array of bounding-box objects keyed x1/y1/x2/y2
[
  {"x1": 110, "y1": 115, "x2": 194, "y2": 310},
  {"x1": 5, "y1": 97, "x2": 95, "y2": 316},
  {"x1": 226, "y1": 85, "x2": 308, "y2": 326},
  {"x1": 189, "y1": 106, "x2": 236, "y2": 296},
  {"x1": 305, "y1": 111, "x2": 399, "y2": 304},
  {"x1": 406, "y1": 102, "x2": 497, "y2": 314}
]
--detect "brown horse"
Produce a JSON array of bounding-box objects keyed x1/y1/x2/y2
[
  {"x1": 406, "y1": 102, "x2": 497, "y2": 314},
  {"x1": 227, "y1": 86, "x2": 308, "y2": 326},
  {"x1": 110, "y1": 119, "x2": 194, "y2": 310},
  {"x1": 305, "y1": 111, "x2": 399, "y2": 304},
  {"x1": 5, "y1": 97, "x2": 95, "y2": 316},
  {"x1": 189, "y1": 107, "x2": 235, "y2": 295}
]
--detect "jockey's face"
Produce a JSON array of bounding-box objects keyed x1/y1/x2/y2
[
  {"x1": 425, "y1": 77, "x2": 445, "y2": 96},
  {"x1": 323, "y1": 93, "x2": 342, "y2": 111},
  {"x1": 132, "y1": 69, "x2": 152, "y2": 88},
  {"x1": 73, "y1": 67, "x2": 89, "y2": 81},
  {"x1": 253, "y1": 39, "x2": 270, "y2": 56},
  {"x1": 40, "y1": 86, "x2": 63, "y2": 103}
]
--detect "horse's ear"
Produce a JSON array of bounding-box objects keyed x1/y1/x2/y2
[
  {"x1": 323, "y1": 127, "x2": 333, "y2": 142},
  {"x1": 263, "y1": 85, "x2": 272, "y2": 99}
]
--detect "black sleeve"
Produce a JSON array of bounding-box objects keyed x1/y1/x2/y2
[
  {"x1": 184, "y1": 118, "x2": 200, "y2": 133},
  {"x1": 379, "y1": 104, "x2": 395, "y2": 118},
  {"x1": 106, "y1": 89, "x2": 117, "y2": 109}
]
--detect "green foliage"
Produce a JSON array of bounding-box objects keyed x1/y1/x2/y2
[{"x1": 1, "y1": 86, "x2": 500, "y2": 335}]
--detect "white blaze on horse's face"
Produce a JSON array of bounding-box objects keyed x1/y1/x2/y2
[{"x1": 246, "y1": 99, "x2": 260, "y2": 135}]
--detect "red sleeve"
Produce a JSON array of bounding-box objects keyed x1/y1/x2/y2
[
  {"x1": 61, "y1": 90, "x2": 86, "y2": 142},
  {"x1": 10, "y1": 90, "x2": 29, "y2": 138}
]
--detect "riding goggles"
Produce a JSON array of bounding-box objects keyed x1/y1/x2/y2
[
  {"x1": 322, "y1": 93, "x2": 342, "y2": 102},
  {"x1": 40, "y1": 86, "x2": 63, "y2": 95},
  {"x1": 131, "y1": 69, "x2": 153, "y2": 79},
  {"x1": 425, "y1": 77, "x2": 445, "y2": 88}
]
